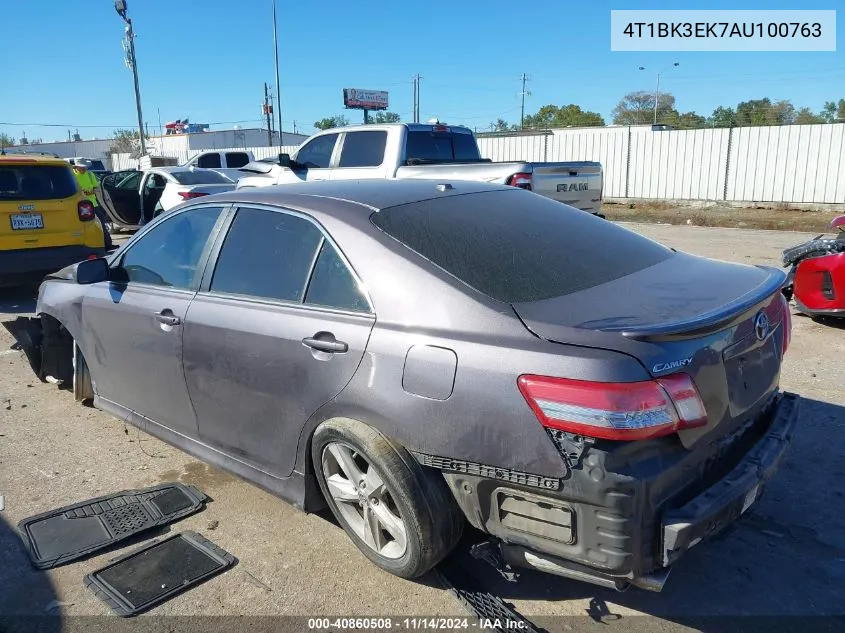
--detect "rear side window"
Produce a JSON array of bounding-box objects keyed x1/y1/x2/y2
[
  {"x1": 171, "y1": 170, "x2": 231, "y2": 185},
  {"x1": 225, "y1": 152, "x2": 250, "y2": 168},
  {"x1": 305, "y1": 241, "x2": 370, "y2": 312},
  {"x1": 89, "y1": 160, "x2": 106, "y2": 171},
  {"x1": 404, "y1": 131, "x2": 480, "y2": 163},
  {"x1": 338, "y1": 131, "x2": 387, "y2": 168},
  {"x1": 0, "y1": 165, "x2": 77, "y2": 200},
  {"x1": 371, "y1": 191, "x2": 673, "y2": 303},
  {"x1": 210, "y1": 207, "x2": 322, "y2": 302},
  {"x1": 196, "y1": 153, "x2": 221, "y2": 168}
]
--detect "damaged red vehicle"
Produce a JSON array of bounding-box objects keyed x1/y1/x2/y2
[{"x1": 782, "y1": 215, "x2": 845, "y2": 318}]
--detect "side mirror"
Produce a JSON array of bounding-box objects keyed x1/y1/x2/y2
[
  {"x1": 73, "y1": 257, "x2": 110, "y2": 285},
  {"x1": 278, "y1": 153, "x2": 292, "y2": 168}
]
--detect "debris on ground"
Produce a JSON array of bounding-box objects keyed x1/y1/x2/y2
[
  {"x1": 242, "y1": 570, "x2": 272, "y2": 593},
  {"x1": 206, "y1": 519, "x2": 219, "y2": 531},
  {"x1": 44, "y1": 600, "x2": 73, "y2": 612}
]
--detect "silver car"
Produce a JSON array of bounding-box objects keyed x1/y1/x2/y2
[{"x1": 25, "y1": 179, "x2": 797, "y2": 591}]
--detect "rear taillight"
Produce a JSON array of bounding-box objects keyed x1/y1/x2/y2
[
  {"x1": 77, "y1": 200, "x2": 95, "y2": 221},
  {"x1": 178, "y1": 191, "x2": 209, "y2": 200},
  {"x1": 508, "y1": 172, "x2": 532, "y2": 190},
  {"x1": 778, "y1": 292, "x2": 792, "y2": 356},
  {"x1": 517, "y1": 373, "x2": 707, "y2": 441}
]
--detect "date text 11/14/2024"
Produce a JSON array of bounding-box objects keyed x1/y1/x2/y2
[{"x1": 307, "y1": 618, "x2": 529, "y2": 630}]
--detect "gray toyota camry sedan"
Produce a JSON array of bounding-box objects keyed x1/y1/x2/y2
[{"x1": 25, "y1": 179, "x2": 799, "y2": 591}]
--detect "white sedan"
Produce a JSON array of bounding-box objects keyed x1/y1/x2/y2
[{"x1": 96, "y1": 167, "x2": 236, "y2": 230}]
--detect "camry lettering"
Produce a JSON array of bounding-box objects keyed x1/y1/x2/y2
[{"x1": 652, "y1": 358, "x2": 693, "y2": 373}]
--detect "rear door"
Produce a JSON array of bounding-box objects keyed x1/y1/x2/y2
[
  {"x1": 97, "y1": 170, "x2": 143, "y2": 225},
  {"x1": 330, "y1": 130, "x2": 390, "y2": 180},
  {"x1": 182, "y1": 205, "x2": 375, "y2": 477},
  {"x1": 0, "y1": 161, "x2": 83, "y2": 250}
]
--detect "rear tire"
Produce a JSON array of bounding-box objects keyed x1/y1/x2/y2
[{"x1": 312, "y1": 418, "x2": 464, "y2": 579}]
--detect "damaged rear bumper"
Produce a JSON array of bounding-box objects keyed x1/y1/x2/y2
[
  {"x1": 425, "y1": 392, "x2": 800, "y2": 592},
  {"x1": 660, "y1": 391, "x2": 799, "y2": 567}
]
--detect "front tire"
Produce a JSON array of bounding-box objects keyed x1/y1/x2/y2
[{"x1": 312, "y1": 419, "x2": 464, "y2": 579}]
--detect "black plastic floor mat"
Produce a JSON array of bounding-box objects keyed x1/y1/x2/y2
[
  {"x1": 437, "y1": 552, "x2": 545, "y2": 633},
  {"x1": 84, "y1": 531, "x2": 236, "y2": 617},
  {"x1": 17, "y1": 483, "x2": 207, "y2": 569}
]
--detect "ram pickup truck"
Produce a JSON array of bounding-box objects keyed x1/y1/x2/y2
[
  {"x1": 236, "y1": 124, "x2": 604, "y2": 215},
  {"x1": 182, "y1": 150, "x2": 254, "y2": 181}
]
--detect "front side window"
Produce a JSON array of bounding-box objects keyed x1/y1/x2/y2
[
  {"x1": 295, "y1": 134, "x2": 338, "y2": 169},
  {"x1": 119, "y1": 206, "x2": 223, "y2": 289},
  {"x1": 210, "y1": 207, "x2": 323, "y2": 302}
]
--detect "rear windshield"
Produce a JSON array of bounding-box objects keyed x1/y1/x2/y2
[
  {"x1": 370, "y1": 190, "x2": 674, "y2": 303},
  {"x1": 170, "y1": 170, "x2": 231, "y2": 185},
  {"x1": 404, "y1": 131, "x2": 480, "y2": 163},
  {"x1": 0, "y1": 165, "x2": 77, "y2": 201}
]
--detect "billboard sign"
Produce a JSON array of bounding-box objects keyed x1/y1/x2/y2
[{"x1": 343, "y1": 89, "x2": 389, "y2": 110}]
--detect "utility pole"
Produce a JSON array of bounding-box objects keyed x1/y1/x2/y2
[
  {"x1": 264, "y1": 83, "x2": 273, "y2": 146},
  {"x1": 412, "y1": 73, "x2": 422, "y2": 123},
  {"x1": 272, "y1": 0, "x2": 283, "y2": 144},
  {"x1": 115, "y1": 1, "x2": 146, "y2": 155},
  {"x1": 519, "y1": 73, "x2": 531, "y2": 130}
]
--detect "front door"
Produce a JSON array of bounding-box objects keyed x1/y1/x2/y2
[
  {"x1": 289, "y1": 132, "x2": 339, "y2": 182},
  {"x1": 80, "y1": 205, "x2": 227, "y2": 437},
  {"x1": 182, "y1": 205, "x2": 375, "y2": 477}
]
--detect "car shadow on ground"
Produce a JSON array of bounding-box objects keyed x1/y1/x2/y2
[
  {"x1": 0, "y1": 284, "x2": 38, "y2": 316},
  {"x1": 0, "y1": 513, "x2": 63, "y2": 632},
  {"x1": 434, "y1": 396, "x2": 845, "y2": 632}
]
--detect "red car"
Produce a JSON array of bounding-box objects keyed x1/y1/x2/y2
[{"x1": 782, "y1": 215, "x2": 845, "y2": 317}]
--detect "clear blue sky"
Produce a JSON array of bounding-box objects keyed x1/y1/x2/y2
[{"x1": 0, "y1": 0, "x2": 841, "y2": 142}]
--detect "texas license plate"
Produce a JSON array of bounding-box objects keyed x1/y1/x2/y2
[{"x1": 11, "y1": 213, "x2": 44, "y2": 230}]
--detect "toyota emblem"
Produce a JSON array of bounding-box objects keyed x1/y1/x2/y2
[{"x1": 754, "y1": 311, "x2": 770, "y2": 341}]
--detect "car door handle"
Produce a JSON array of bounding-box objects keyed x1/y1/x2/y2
[
  {"x1": 302, "y1": 335, "x2": 348, "y2": 354},
  {"x1": 154, "y1": 311, "x2": 181, "y2": 326}
]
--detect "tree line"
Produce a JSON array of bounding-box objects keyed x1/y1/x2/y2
[{"x1": 489, "y1": 95, "x2": 845, "y2": 131}]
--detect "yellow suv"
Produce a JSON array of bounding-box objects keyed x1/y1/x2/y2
[{"x1": 0, "y1": 152, "x2": 105, "y2": 285}]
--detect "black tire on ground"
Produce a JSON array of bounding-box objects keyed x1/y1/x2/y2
[{"x1": 311, "y1": 418, "x2": 464, "y2": 579}]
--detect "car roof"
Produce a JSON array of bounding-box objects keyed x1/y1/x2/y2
[
  {"x1": 0, "y1": 153, "x2": 71, "y2": 166},
  {"x1": 220, "y1": 179, "x2": 512, "y2": 212}
]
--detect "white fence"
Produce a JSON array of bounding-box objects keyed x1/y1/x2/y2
[{"x1": 111, "y1": 122, "x2": 845, "y2": 204}]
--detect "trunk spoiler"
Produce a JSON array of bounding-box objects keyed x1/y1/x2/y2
[{"x1": 603, "y1": 266, "x2": 788, "y2": 339}]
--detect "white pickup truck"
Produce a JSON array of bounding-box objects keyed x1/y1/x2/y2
[
  {"x1": 182, "y1": 150, "x2": 255, "y2": 181},
  {"x1": 236, "y1": 123, "x2": 604, "y2": 215}
]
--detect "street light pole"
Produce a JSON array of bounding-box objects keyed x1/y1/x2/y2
[
  {"x1": 639, "y1": 62, "x2": 679, "y2": 125},
  {"x1": 115, "y1": 1, "x2": 146, "y2": 155}
]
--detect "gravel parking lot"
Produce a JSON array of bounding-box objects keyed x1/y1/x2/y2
[{"x1": 1, "y1": 223, "x2": 844, "y2": 632}]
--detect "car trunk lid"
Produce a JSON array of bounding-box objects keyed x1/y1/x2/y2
[{"x1": 511, "y1": 254, "x2": 788, "y2": 448}]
